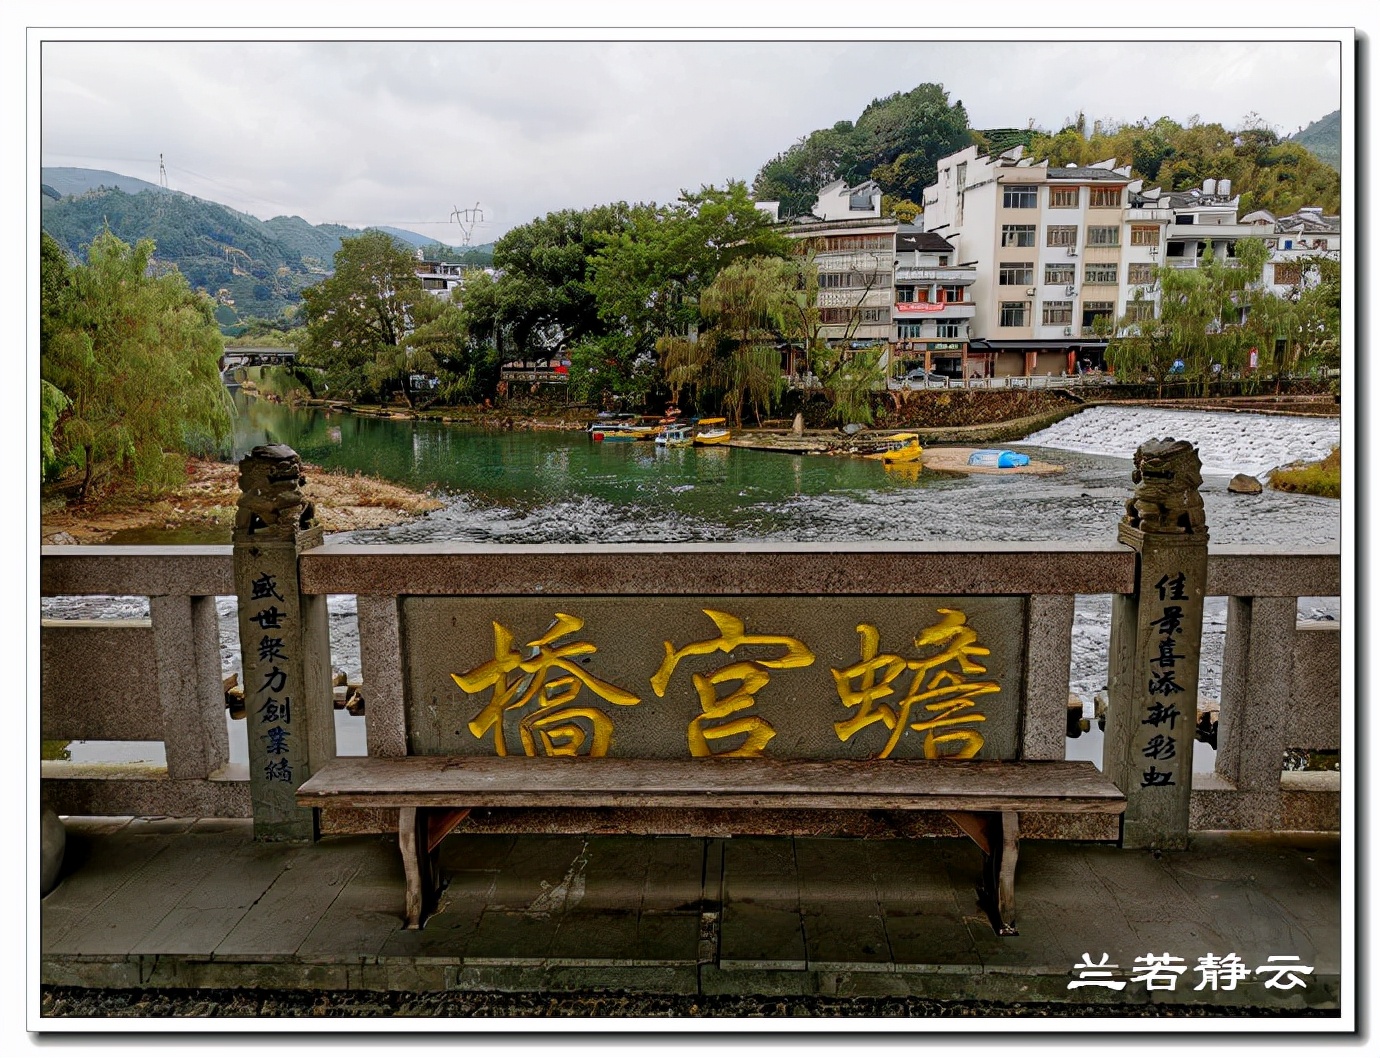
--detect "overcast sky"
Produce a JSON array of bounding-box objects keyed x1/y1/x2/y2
[{"x1": 40, "y1": 37, "x2": 1343, "y2": 246}]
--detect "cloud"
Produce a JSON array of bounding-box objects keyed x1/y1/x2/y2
[{"x1": 40, "y1": 38, "x2": 1343, "y2": 242}]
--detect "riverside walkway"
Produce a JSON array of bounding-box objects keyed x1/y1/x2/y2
[{"x1": 43, "y1": 817, "x2": 1338, "y2": 1010}]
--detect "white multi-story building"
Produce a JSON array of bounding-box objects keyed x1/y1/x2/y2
[
  {"x1": 413, "y1": 250, "x2": 466, "y2": 299},
  {"x1": 921, "y1": 144, "x2": 1159, "y2": 376},
  {"x1": 784, "y1": 180, "x2": 899, "y2": 360},
  {"x1": 891, "y1": 227, "x2": 975, "y2": 378},
  {"x1": 1241, "y1": 206, "x2": 1341, "y2": 296}
]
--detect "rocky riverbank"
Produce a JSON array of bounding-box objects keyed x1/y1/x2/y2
[{"x1": 41, "y1": 459, "x2": 443, "y2": 544}]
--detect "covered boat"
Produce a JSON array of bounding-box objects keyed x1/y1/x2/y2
[
  {"x1": 655, "y1": 424, "x2": 694, "y2": 447},
  {"x1": 693, "y1": 418, "x2": 731, "y2": 446},
  {"x1": 863, "y1": 432, "x2": 922, "y2": 464},
  {"x1": 967, "y1": 449, "x2": 1030, "y2": 468}
]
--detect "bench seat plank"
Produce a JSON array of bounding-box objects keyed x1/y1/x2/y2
[{"x1": 297, "y1": 756, "x2": 1126, "y2": 814}]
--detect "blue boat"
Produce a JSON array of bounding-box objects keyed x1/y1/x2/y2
[{"x1": 968, "y1": 449, "x2": 1030, "y2": 469}]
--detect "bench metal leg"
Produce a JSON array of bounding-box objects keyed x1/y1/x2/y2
[
  {"x1": 946, "y1": 810, "x2": 1020, "y2": 936},
  {"x1": 398, "y1": 806, "x2": 471, "y2": 930}
]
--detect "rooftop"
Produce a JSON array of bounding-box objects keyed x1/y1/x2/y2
[
  {"x1": 1046, "y1": 166, "x2": 1130, "y2": 183},
  {"x1": 896, "y1": 229, "x2": 956, "y2": 254}
]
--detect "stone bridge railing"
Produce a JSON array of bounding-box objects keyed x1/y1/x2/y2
[{"x1": 41, "y1": 525, "x2": 1341, "y2": 843}]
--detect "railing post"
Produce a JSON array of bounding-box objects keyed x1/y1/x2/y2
[
  {"x1": 1213, "y1": 595, "x2": 1298, "y2": 828},
  {"x1": 1104, "y1": 439, "x2": 1209, "y2": 850},
  {"x1": 232, "y1": 444, "x2": 335, "y2": 841},
  {"x1": 149, "y1": 593, "x2": 229, "y2": 779}
]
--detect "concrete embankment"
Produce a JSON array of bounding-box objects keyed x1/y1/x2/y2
[{"x1": 729, "y1": 404, "x2": 1087, "y2": 457}]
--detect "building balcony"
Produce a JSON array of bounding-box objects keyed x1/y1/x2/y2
[
  {"x1": 894, "y1": 265, "x2": 977, "y2": 285},
  {"x1": 1125, "y1": 208, "x2": 1173, "y2": 222}
]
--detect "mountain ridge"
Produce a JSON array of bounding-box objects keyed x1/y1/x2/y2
[{"x1": 40, "y1": 167, "x2": 494, "y2": 325}]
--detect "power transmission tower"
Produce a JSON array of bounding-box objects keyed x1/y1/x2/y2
[
  {"x1": 155, "y1": 153, "x2": 170, "y2": 222},
  {"x1": 450, "y1": 203, "x2": 484, "y2": 247}
]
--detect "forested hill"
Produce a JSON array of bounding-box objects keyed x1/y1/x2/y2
[
  {"x1": 751, "y1": 85, "x2": 1341, "y2": 220},
  {"x1": 1288, "y1": 109, "x2": 1340, "y2": 170},
  {"x1": 40, "y1": 175, "x2": 494, "y2": 325}
]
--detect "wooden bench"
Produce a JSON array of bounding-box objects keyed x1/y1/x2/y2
[{"x1": 297, "y1": 755, "x2": 1126, "y2": 937}]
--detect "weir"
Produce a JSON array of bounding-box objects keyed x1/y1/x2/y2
[{"x1": 1024, "y1": 406, "x2": 1341, "y2": 477}]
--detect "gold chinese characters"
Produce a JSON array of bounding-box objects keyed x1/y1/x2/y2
[{"x1": 451, "y1": 608, "x2": 1000, "y2": 759}]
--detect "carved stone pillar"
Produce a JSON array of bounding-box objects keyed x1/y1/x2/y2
[
  {"x1": 1104, "y1": 439, "x2": 1209, "y2": 850},
  {"x1": 232, "y1": 444, "x2": 335, "y2": 841}
]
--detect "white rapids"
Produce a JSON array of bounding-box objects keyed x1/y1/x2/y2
[{"x1": 1023, "y1": 406, "x2": 1340, "y2": 478}]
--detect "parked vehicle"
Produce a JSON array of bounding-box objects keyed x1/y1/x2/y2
[{"x1": 903, "y1": 368, "x2": 950, "y2": 389}]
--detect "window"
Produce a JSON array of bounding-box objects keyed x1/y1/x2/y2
[
  {"x1": 1127, "y1": 263, "x2": 1154, "y2": 286},
  {"x1": 1274, "y1": 262, "x2": 1303, "y2": 286},
  {"x1": 1090, "y1": 186, "x2": 1122, "y2": 208},
  {"x1": 1042, "y1": 301, "x2": 1073, "y2": 326},
  {"x1": 937, "y1": 255, "x2": 949, "y2": 265},
  {"x1": 820, "y1": 270, "x2": 881, "y2": 288},
  {"x1": 1084, "y1": 264, "x2": 1117, "y2": 285},
  {"x1": 1125, "y1": 300, "x2": 1156, "y2": 323},
  {"x1": 818, "y1": 234, "x2": 893, "y2": 252},
  {"x1": 940, "y1": 284, "x2": 965, "y2": 302},
  {"x1": 1130, "y1": 225, "x2": 1159, "y2": 246},
  {"x1": 1044, "y1": 263, "x2": 1075, "y2": 286},
  {"x1": 999, "y1": 302, "x2": 1028, "y2": 327},
  {"x1": 1047, "y1": 225, "x2": 1077, "y2": 247},
  {"x1": 936, "y1": 322, "x2": 960, "y2": 339},
  {"x1": 895, "y1": 285, "x2": 915, "y2": 303},
  {"x1": 998, "y1": 262, "x2": 1033, "y2": 286},
  {"x1": 1001, "y1": 224, "x2": 1036, "y2": 247},
  {"x1": 1087, "y1": 225, "x2": 1120, "y2": 247},
  {"x1": 820, "y1": 308, "x2": 852, "y2": 324},
  {"x1": 1003, "y1": 184, "x2": 1038, "y2": 209},
  {"x1": 858, "y1": 307, "x2": 889, "y2": 323},
  {"x1": 1082, "y1": 301, "x2": 1114, "y2": 331},
  {"x1": 897, "y1": 323, "x2": 925, "y2": 339},
  {"x1": 1049, "y1": 186, "x2": 1079, "y2": 209}
]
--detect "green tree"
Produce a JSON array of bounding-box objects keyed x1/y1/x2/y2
[
  {"x1": 41, "y1": 229, "x2": 232, "y2": 500},
  {"x1": 486, "y1": 204, "x2": 634, "y2": 357},
  {"x1": 1107, "y1": 237, "x2": 1275, "y2": 394},
  {"x1": 1287, "y1": 255, "x2": 1342, "y2": 372},
  {"x1": 656, "y1": 256, "x2": 793, "y2": 426},
  {"x1": 585, "y1": 181, "x2": 791, "y2": 404},
  {"x1": 751, "y1": 85, "x2": 971, "y2": 213},
  {"x1": 407, "y1": 294, "x2": 498, "y2": 403},
  {"x1": 298, "y1": 230, "x2": 435, "y2": 407}
]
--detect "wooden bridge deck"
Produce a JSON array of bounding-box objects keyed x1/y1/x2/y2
[{"x1": 39, "y1": 817, "x2": 1340, "y2": 1011}]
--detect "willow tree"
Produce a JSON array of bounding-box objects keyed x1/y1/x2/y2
[
  {"x1": 1107, "y1": 237, "x2": 1272, "y2": 394},
  {"x1": 655, "y1": 255, "x2": 791, "y2": 427},
  {"x1": 772, "y1": 251, "x2": 888, "y2": 425},
  {"x1": 41, "y1": 230, "x2": 232, "y2": 500}
]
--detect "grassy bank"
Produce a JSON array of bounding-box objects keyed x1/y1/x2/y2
[{"x1": 1270, "y1": 447, "x2": 1341, "y2": 499}]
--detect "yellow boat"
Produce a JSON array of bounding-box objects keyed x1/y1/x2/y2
[
  {"x1": 864, "y1": 432, "x2": 922, "y2": 464},
  {"x1": 693, "y1": 418, "x2": 731, "y2": 446}
]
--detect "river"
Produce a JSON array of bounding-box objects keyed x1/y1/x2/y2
[{"x1": 46, "y1": 393, "x2": 1342, "y2": 770}]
